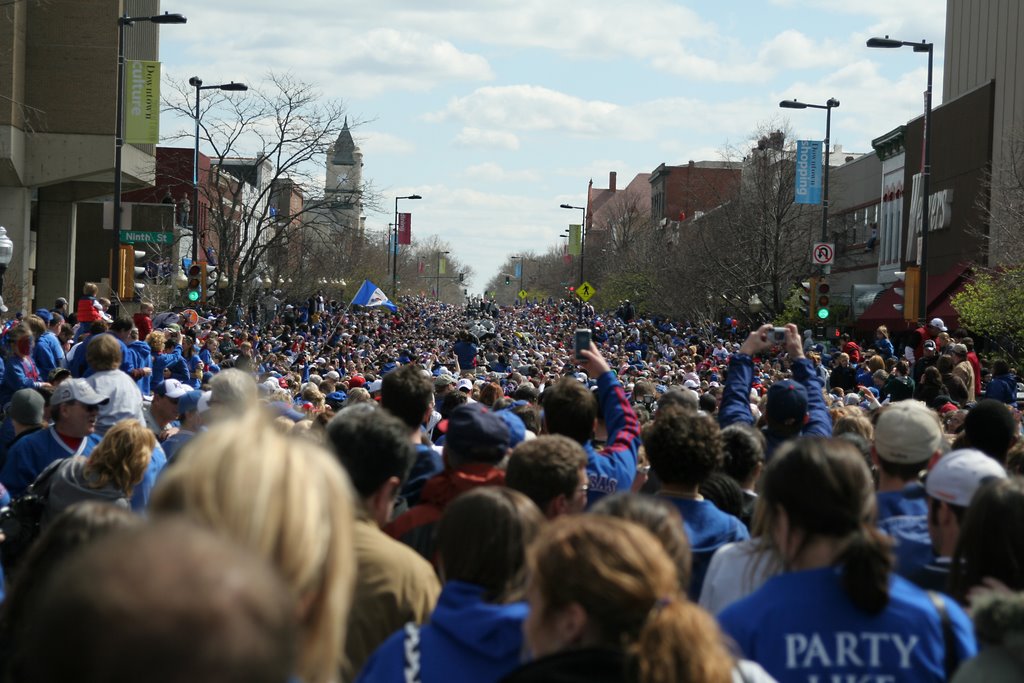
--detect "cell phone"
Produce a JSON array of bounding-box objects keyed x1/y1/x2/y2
[
  {"x1": 574, "y1": 329, "x2": 592, "y2": 360},
  {"x1": 772, "y1": 327, "x2": 787, "y2": 343}
]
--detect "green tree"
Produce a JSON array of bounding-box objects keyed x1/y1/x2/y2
[{"x1": 952, "y1": 267, "x2": 1024, "y2": 360}]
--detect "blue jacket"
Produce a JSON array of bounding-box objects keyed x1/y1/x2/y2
[
  {"x1": 0, "y1": 426, "x2": 96, "y2": 497},
  {"x1": 32, "y1": 331, "x2": 65, "y2": 380},
  {"x1": 400, "y1": 444, "x2": 444, "y2": 508},
  {"x1": 68, "y1": 333, "x2": 136, "y2": 379},
  {"x1": 129, "y1": 341, "x2": 153, "y2": 395},
  {"x1": 663, "y1": 496, "x2": 749, "y2": 600},
  {"x1": 583, "y1": 371, "x2": 641, "y2": 506},
  {"x1": 877, "y1": 483, "x2": 933, "y2": 580},
  {"x1": 153, "y1": 345, "x2": 189, "y2": 384},
  {"x1": 719, "y1": 355, "x2": 831, "y2": 459},
  {"x1": 719, "y1": 566, "x2": 976, "y2": 683},
  {"x1": 984, "y1": 373, "x2": 1017, "y2": 405},
  {"x1": 0, "y1": 356, "x2": 42, "y2": 409},
  {"x1": 356, "y1": 581, "x2": 527, "y2": 683}
]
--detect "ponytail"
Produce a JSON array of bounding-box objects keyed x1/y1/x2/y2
[
  {"x1": 838, "y1": 525, "x2": 894, "y2": 614},
  {"x1": 628, "y1": 598, "x2": 733, "y2": 683}
]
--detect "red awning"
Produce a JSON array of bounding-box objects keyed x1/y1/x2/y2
[{"x1": 856, "y1": 263, "x2": 972, "y2": 333}]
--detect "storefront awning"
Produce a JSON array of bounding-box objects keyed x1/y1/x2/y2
[{"x1": 856, "y1": 263, "x2": 972, "y2": 333}]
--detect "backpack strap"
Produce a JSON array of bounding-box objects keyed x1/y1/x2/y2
[
  {"x1": 402, "y1": 622, "x2": 421, "y2": 683},
  {"x1": 927, "y1": 590, "x2": 958, "y2": 679}
]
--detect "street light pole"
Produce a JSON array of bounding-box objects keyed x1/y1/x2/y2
[
  {"x1": 560, "y1": 203, "x2": 586, "y2": 284},
  {"x1": 867, "y1": 35, "x2": 934, "y2": 323},
  {"x1": 392, "y1": 194, "x2": 422, "y2": 298},
  {"x1": 779, "y1": 97, "x2": 840, "y2": 243},
  {"x1": 436, "y1": 250, "x2": 449, "y2": 300},
  {"x1": 113, "y1": 10, "x2": 186, "y2": 315},
  {"x1": 189, "y1": 77, "x2": 248, "y2": 263}
]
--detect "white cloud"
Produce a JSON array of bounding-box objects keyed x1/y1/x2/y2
[
  {"x1": 356, "y1": 131, "x2": 416, "y2": 156},
  {"x1": 462, "y1": 163, "x2": 541, "y2": 183},
  {"x1": 453, "y1": 127, "x2": 521, "y2": 150}
]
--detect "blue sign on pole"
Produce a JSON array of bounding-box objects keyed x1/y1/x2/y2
[
  {"x1": 514, "y1": 262, "x2": 522, "y2": 278},
  {"x1": 794, "y1": 140, "x2": 823, "y2": 205}
]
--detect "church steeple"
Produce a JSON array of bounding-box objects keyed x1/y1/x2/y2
[{"x1": 332, "y1": 117, "x2": 356, "y2": 166}]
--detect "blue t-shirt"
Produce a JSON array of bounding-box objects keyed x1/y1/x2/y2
[
  {"x1": 662, "y1": 495, "x2": 749, "y2": 600},
  {"x1": 876, "y1": 483, "x2": 933, "y2": 579},
  {"x1": 718, "y1": 566, "x2": 976, "y2": 683}
]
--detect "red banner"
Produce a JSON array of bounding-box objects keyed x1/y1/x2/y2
[{"x1": 397, "y1": 212, "x2": 412, "y2": 245}]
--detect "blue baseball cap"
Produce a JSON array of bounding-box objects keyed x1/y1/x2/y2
[{"x1": 766, "y1": 379, "x2": 808, "y2": 425}]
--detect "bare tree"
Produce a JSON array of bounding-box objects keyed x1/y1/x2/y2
[{"x1": 162, "y1": 72, "x2": 380, "y2": 308}]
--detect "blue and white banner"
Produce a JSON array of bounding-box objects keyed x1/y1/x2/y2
[
  {"x1": 795, "y1": 139, "x2": 823, "y2": 205},
  {"x1": 514, "y1": 262, "x2": 522, "y2": 278},
  {"x1": 350, "y1": 280, "x2": 398, "y2": 311}
]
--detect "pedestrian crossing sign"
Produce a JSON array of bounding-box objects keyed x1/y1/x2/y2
[
  {"x1": 518, "y1": 289, "x2": 528, "y2": 300},
  {"x1": 576, "y1": 281, "x2": 595, "y2": 302}
]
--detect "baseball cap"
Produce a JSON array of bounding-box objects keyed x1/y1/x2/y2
[
  {"x1": 874, "y1": 401, "x2": 943, "y2": 464},
  {"x1": 51, "y1": 378, "x2": 109, "y2": 407},
  {"x1": 9, "y1": 388, "x2": 44, "y2": 425},
  {"x1": 348, "y1": 375, "x2": 366, "y2": 388},
  {"x1": 34, "y1": 308, "x2": 52, "y2": 323},
  {"x1": 683, "y1": 379, "x2": 700, "y2": 390},
  {"x1": 765, "y1": 379, "x2": 808, "y2": 424},
  {"x1": 925, "y1": 448, "x2": 1007, "y2": 507},
  {"x1": 177, "y1": 390, "x2": 209, "y2": 416},
  {"x1": 434, "y1": 374, "x2": 456, "y2": 388},
  {"x1": 456, "y1": 378, "x2": 474, "y2": 392},
  {"x1": 445, "y1": 403, "x2": 510, "y2": 457},
  {"x1": 923, "y1": 339, "x2": 937, "y2": 350},
  {"x1": 367, "y1": 379, "x2": 383, "y2": 393},
  {"x1": 154, "y1": 379, "x2": 189, "y2": 400},
  {"x1": 928, "y1": 318, "x2": 948, "y2": 332}
]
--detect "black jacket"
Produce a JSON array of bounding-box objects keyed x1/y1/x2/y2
[{"x1": 501, "y1": 648, "x2": 626, "y2": 683}]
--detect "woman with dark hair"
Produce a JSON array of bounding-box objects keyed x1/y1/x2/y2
[
  {"x1": 915, "y1": 366, "x2": 945, "y2": 406},
  {"x1": 949, "y1": 477, "x2": 1024, "y2": 605},
  {"x1": 983, "y1": 359, "x2": 1017, "y2": 405},
  {"x1": 358, "y1": 487, "x2": 543, "y2": 683},
  {"x1": 501, "y1": 515, "x2": 736, "y2": 683},
  {"x1": 718, "y1": 438, "x2": 977, "y2": 682}
]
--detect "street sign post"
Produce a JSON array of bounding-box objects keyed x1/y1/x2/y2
[
  {"x1": 517, "y1": 289, "x2": 528, "y2": 300},
  {"x1": 120, "y1": 230, "x2": 174, "y2": 245},
  {"x1": 811, "y1": 242, "x2": 835, "y2": 265}
]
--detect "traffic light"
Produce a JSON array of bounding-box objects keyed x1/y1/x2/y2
[
  {"x1": 114, "y1": 246, "x2": 147, "y2": 300},
  {"x1": 186, "y1": 263, "x2": 202, "y2": 303},
  {"x1": 505, "y1": 275, "x2": 510, "y2": 286},
  {"x1": 800, "y1": 278, "x2": 816, "y2": 320},
  {"x1": 459, "y1": 273, "x2": 465, "y2": 283},
  {"x1": 815, "y1": 279, "x2": 831, "y2": 320},
  {"x1": 202, "y1": 262, "x2": 219, "y2": 303}
]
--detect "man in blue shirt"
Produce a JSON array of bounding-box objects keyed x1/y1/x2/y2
[
  {"x1": 542, "y1": 343, "x2": 641, "y2": 506},
  {"x1": 872, "y1": 401, "x2": 945, "y2": 579},
  {"x1": 0, "y1": 378, "x2": 107, "y2": 496},
  {"x1": 719, "y1": 323, "x2": 831, "y2": 458}
]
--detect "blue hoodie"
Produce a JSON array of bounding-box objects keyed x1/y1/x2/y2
[{"x1": 356, "y1": 581, "x2": 527, "y2": 683}]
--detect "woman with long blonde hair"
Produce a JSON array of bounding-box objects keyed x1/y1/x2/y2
[{"x1": 150, "y1": 410, "x2": 357, "y2": 683}]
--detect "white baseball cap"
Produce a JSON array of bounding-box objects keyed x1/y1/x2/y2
[
  {"x1": 928, "y1": 317, "x2": 948, "y2": 332},
  {"x1": 925, "y1": 448, "x2": 1007, "y2": 507},
  {"x1": 456, "y1": 378, "x2": 474, "y2": 392}
]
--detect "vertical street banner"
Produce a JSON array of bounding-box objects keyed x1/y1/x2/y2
[
  {"x1": 397, "y1": 213, "x2": 412, "y2": 245},
  {"x1": 124, "y1": 60, "x2": 161, "y2": 144},
  {"x1": 568, "y1": 224, "x2": 582, "y2": 255},
  {"x1": 514, "y1": 262, "x2": 522, "y2": 278},
  {"x1": 417, "y1": 260, "x2": 425, "y2": 274},
  {"x1": 794, "y1": 140, "x2": 823, "y2": 205},
  {"x1": 439, "y1": 257, "x2": 447, "y2": 275}
]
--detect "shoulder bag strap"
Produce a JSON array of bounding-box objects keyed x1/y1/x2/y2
[{"x1": 927, "y1": 590, "x2": 958, "y2": 679}]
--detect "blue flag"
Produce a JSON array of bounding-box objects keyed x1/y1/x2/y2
[
  {"x1": 349, "y1": 280, "x2": 398, "y2": 311},
  {"x1": 794, "y1": 139, "x2": 823, "y2": 205}
]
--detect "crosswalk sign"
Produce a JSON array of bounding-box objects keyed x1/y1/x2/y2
[
  {"x1": 576, "y1": 281, "x2": 596, "y2": 302},
  {"x1": 518, "y1": 289, "x2": 528, "y2": 300}
]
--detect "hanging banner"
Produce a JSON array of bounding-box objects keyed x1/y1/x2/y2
[
  {"x1": 514, "y1": 262, "x2": 522, "y2": 278},
  {"x1": 397, "y1": 212, "x2": 412, "y2": 245},
  {"x1": 794, "y1": 140, "x2": 823, "y2": 205},
  {"x1": 439, "y1": 257, "x2": 447, "y2": 275},
  {"x1": 417, "y1": 260, "x2": 425, "y2": 274},
  {"x1": 124, "y1": 60, "x2": 161, "y2": 144},
  {"x1": 568, "y1": 224, "x2": 582, "y2": 256}
]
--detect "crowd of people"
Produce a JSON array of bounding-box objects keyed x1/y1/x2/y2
[{"x1": 0, "y1": 282, "x2": 1022, "y2": 683}]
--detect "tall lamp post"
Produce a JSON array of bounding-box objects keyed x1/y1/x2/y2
[
  {"x1": 0, "y1": 225, "x2": 13, "y2": 309},
  {"x1": 867, "y1": 35, "x2": 933, "y2": 323},
  {"x1": 188, "y1": 77, "x2": 248, "y2": 262},
  {"x1": 510, "y1": 255, "x2": 525, "y2": 294},
  {"x1": 779, "y1": 97, "x2": 840, "y2": 244},
  {"x1": 435, "y1": 250, "x2": 449, "y2": 300},
  {"x1": 113, "y1": 10, "x2": 186, "y2": 312},
  {"x1": 392, "y1": 194, "x2": 422, "y2": 298},
  {"x1": 560, "y1": 203, "x2": 586, "y2": 284}
]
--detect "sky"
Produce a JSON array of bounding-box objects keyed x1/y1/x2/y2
[{"x1": 157, "y1": 0, "x2": 947, "y2": 294}]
